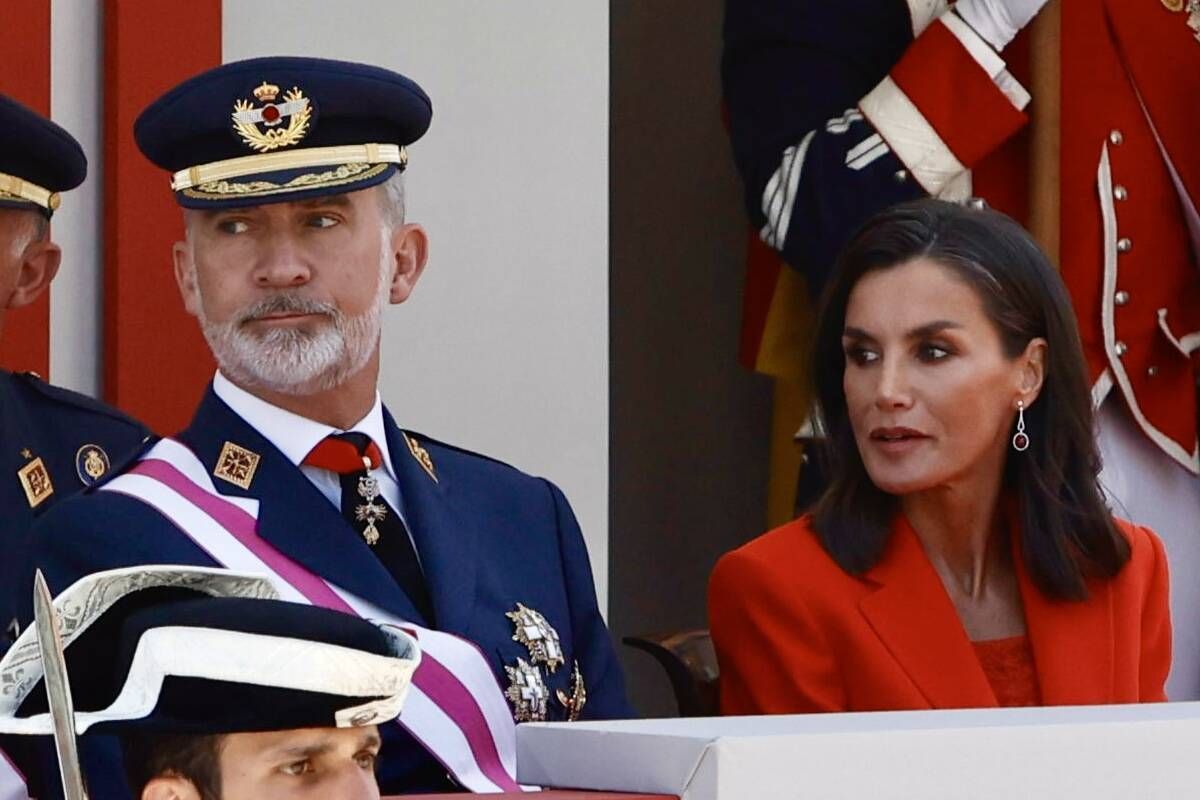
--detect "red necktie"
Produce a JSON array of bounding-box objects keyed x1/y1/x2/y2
[
  {"x1": 303, "y1": 434, "x2": 383, "y2": 474},
  {"x1": 303, "y1": 433, "x2": 435, "y2": 623}
]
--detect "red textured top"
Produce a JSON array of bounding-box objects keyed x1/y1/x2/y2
[{"x1": 972, "y1": 635, "x2": 1041, "y2": 707}]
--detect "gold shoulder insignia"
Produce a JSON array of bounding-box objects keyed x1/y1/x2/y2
[
  {"x1": 75, "y1": 444, "x2": 111, "y2": 486},
  {"x1": 403, "y1": 433, "x2": 438, "y2": 482}
]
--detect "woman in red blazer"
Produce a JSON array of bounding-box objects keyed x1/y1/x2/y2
[{"x1": 710, "y1": 199, "x2": 1171, "y2": 714}]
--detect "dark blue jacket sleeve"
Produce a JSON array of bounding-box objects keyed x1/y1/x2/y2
[
  {"x1": 722, "y1": 0, "x2": 926, "y2": 296},
  {"x1": 544, "y1": 480, "x2": 635, "y2": 719}
]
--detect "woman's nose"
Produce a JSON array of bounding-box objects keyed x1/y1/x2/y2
[{"x1": 874, "y1": 356, "x2": 913, "y2": 410}]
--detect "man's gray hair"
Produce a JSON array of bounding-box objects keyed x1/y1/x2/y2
[
  {"x1": 5, "y1": 211, "x2": 47, "y2": 259},
  {"x1": 378, "y1": 171, "x2": 406, "y2": 229}
]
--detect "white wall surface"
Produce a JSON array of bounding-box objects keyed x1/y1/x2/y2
[
  {"x1": 49, "y1": 0, "x2": 103, "y2": 395},
  {"x1": 224, "y1": 1, "x2": 612, "y2": 612}
]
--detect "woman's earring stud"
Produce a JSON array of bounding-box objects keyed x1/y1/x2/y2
[{"x1": 1012, "y1": 400, "x2": 1030, "y2": 452}]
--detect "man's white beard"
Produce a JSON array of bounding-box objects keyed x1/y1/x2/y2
[{"x1": 198, "y1": 241, "x2": 392, "y2": 396}]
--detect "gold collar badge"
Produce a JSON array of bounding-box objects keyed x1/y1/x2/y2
[
  {"x1": 213, "y1": 441, "x2": 261, "y2": 490},
  {"x1": 17, "y1": 457, "x2": 53, "y2": 508},
  {"x1": 231, "y1": 81, "x2": 313, "y2": 153}
]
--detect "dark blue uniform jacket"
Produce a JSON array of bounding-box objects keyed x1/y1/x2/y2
[
  {"x1": 0, "y1": 369, "x2": 149, "y2": 797},
  {"x1": 21, "y1": 385, "x2": 632, "y2": 797}
]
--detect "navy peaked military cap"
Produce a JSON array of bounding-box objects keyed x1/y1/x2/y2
[
  {"x1": 135, "y1": 56, "x2": 432, "y2": 209},
  {"x1": 0, "y1": 93, "x2": 87, "y2": 217}
]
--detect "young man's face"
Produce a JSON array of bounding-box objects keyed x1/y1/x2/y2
[{"x1": 217, "y1": 726, "x2": 383, "y2": 800}]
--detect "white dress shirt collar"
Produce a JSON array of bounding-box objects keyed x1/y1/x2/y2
[{"x1": 212, "y1": 372, "x2": 397, "y2": 481}]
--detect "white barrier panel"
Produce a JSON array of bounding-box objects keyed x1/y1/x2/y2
[{"x1": 518, "y1": 703, "x2": 1200, "y2": 799}]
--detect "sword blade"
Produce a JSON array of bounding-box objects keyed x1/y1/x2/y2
[{"x1": 33, "y1": 570, "x2": 87, "y2": 800}]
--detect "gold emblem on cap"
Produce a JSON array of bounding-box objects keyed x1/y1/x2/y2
[
  {"x1": 231, "y1": 83, "x2": 313, "y2": 153},
  {"x1": 17, "y1": 457, "x2": 54, "y2": 508},
  {"x1": 213, "y1": 441, "x2": 260, "y2": 490},
  {"x1": 253, "y1": 81, "x2": 281, "y2": 103},
  {"x1": 75, "y1": 444, "x2": 111, "y2": 486},
  {"x1": 403, "y1": 433, "x2": 438, "y2": 482},
  {"x1": 1164, "y1": 0, "x2": 1185, "y2": 10}
]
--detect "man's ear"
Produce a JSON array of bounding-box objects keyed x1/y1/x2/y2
[
  {"x1": 173, "y1": 240, "x2": 202, "y2": 318},
  {"x1": 6, "y1": 238, "x2": 60, "y2": 310},
  {"x1": 388, "y1": 223, "x2": 428, "y2": 304},
  {"x1": 141, "y1": 775, "x2": 202, "y2": 800}
]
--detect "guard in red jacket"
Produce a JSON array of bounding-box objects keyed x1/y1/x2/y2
[{"x1": 724, "y1": 0, "x2": 1200, "y2": 697}]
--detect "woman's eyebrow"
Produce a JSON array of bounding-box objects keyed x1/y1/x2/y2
[
  {"x1": 842, "y1": 326, "x2": 874, "y2": 341},
  {"x1": 907, "y1": 320, "x2": 963, "y2": 338},
  {"x1": 843, "y1": 320, "x2": 963, "y2": 342}
]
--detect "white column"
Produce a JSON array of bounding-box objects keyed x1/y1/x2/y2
[
  {"x1": 48, "y1": 0, "x2": 104, "y2": 395},
  {"x1": 223, "y1": 0, "x2": 612, "y2": 612}
]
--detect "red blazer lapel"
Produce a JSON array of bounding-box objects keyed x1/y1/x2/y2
[
  {"x1": 1104, "y1": 0, "x2": 1200, "y2": 205},
  {"x1": 858, "y1": 515, "x2": 998, "y2": 709},
  {"x1": 1014, "y1": 529, "x2": 1116, "y2": 705}
]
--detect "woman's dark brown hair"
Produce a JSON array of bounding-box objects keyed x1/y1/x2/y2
[{"x1": 811, "y1": 198, "x2": 1129, "y2": 599}]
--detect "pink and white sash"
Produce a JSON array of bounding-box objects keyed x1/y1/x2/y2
[
  {"x1": 102, "y1": 438, "x2": 527, "y2": 793},
  {"x1": 0, "y1": 751, "x2": 28, "y2": 800}
]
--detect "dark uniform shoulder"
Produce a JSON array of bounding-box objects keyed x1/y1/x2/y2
[{"x1": 9, "y1": 371, "x2": 148, "y2": 433}]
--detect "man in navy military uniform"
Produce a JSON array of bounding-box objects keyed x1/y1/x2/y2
[
  {"x1": 21, "y1": 57, "x2": 631, "y2": 797},
  {"x1": 0, "y1": 90, "x2": 150, "y2": 800},
  {"x1": 0, "y1": 93, "x2": 149, "y2": 635}
]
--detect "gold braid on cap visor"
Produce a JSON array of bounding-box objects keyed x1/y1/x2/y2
[
  {"x1": 0, "y1": 172, "x2": 60, "y2": 212},
  {"x1": 170, "y1": 143, "x2": 407, "y2": 191}
]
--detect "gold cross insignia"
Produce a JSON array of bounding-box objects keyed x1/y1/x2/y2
[
  {"x1": 213, "y1": 442, "x2": 261, "y2": 490},
  {"x1": 17, "y1": 457, "x2": 54, "y2": 508},
  {"x1": 507, "y1": 603, "x2": 565, "y2": 672},
  {"x1": 504, "y1": 658, "x2": 549, "y2": 722},
  {"x1": 19, "y1": 448, "x2": 32, "y2": 460},
  {"x1": 403, "y1": 433, "x2": 438, "y2": 482}
]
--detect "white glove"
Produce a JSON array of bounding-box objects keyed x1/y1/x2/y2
[{"x1": 954, "y1": 0, "x2": 1051, "y2": 50}]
